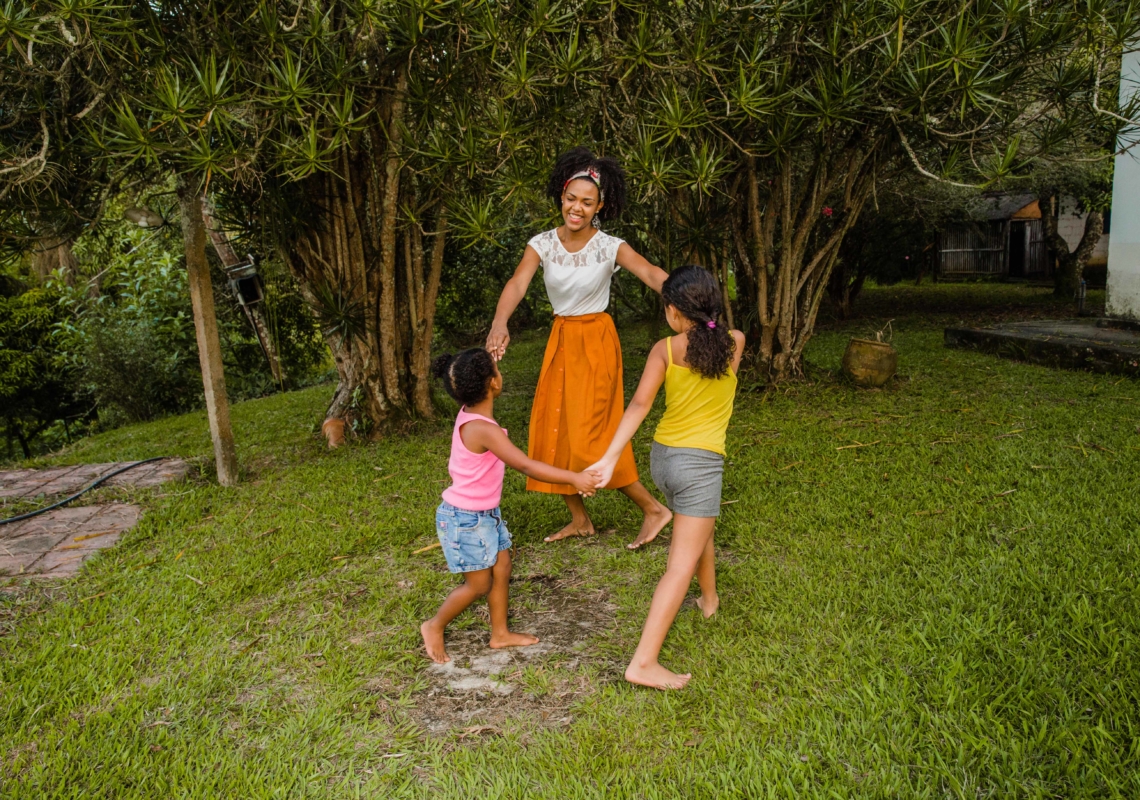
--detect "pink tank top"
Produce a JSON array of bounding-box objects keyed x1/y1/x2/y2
[{"x1": 441, "y1": 408, "x2": 506, "y2": 511}]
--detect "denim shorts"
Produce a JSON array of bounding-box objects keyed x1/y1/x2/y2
[
  {"x1": 435, "y1": 502, "x2": 512, "y2": 574},
  {"x1": 650, "y1": 441, "x2": 725, "y2": 518}
]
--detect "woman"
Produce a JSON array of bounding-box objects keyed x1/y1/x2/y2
[{"x1": 486, "y1": 147, "x2": 672, "y2": 549}]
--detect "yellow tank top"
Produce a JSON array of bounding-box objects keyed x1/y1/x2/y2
[{"x1": 653, "y1": 337, "x2": 738, "y2": 456}]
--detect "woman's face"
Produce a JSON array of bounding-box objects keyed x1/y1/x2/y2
[{"x1": 561, "y1": 179, "x2": 603, "y2": 232}]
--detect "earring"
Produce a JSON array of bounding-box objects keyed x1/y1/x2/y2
[{"x1": 591, "y1": 215, "x2": 601, "y2": 229}]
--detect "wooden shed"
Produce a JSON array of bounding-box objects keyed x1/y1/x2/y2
[{"x1": 937, "y1": 194, "x2": 1049, "y2": 279}]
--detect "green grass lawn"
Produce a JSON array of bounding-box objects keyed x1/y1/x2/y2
[{"x1": 2, "y1": 283, "x2": 1138, "y2": 798}]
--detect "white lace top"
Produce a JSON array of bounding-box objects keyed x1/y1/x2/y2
[{"x1": 526, "y1": 229, "x2": 625, "y2": 317}]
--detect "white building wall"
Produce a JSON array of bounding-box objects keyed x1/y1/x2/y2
[{"x1": 1107, "y1": 48, "x2": 1140, "y2": 320}]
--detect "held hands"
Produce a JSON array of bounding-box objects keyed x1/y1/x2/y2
[
  {"x1": 584, "y1": 457, "x2": 616, "y2": 490},
  {"x1": 572, "y1": 469, "x2": 603, "y2": 497},
  {"x1": 486, "y1": 323, "x2": 510, "y2": 362}
]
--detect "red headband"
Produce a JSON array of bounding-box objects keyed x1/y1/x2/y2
[{"x1": 563, "y1": 168, "x2": 604, "y2": 200}]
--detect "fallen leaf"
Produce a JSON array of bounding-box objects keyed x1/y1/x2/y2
[
  {"x1": 836, "y1": 440, "x2": 880, "y2": 451},
  {"x1": 71, "y1": 530, "x2": 117, "y2": 543}
]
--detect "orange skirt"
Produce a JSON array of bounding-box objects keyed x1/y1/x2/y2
[{"x1": 527, "y1": 313, "x2": 639, "y2": 494}]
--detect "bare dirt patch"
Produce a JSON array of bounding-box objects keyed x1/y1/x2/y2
[{"x1": 388, "y1": 573, "x2": 622, "y2": 736}]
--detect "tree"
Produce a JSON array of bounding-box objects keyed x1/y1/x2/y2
[
  {"x1": 2, "y1": 2, "x2": 240, "y2": 480},
  {"x1": 0, "y1": 0, "x2": 131, "y2": 267},
  {"x1": 0, "y1": 278, "x2": 88, "y2": 458},
  {"x1": 603, "y1": 0, "x2": 1140, "y2": 380},
  {"x1": 828, "y1": 177, "x2": 976, "y2": 317},
  {"x1": 96, "y1": 0, "x2": 565, "y2": 433},
  {"x1": 1023, "y1": 162, "x2": 1113, "y2": 298}
]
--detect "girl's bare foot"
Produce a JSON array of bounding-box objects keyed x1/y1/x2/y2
[
  {"x1": 626, "y1": 504, "x2": 673, "y2": 550},
  {"x1": 544, "y1": 520, "x2": 595, "y2": 542},
  {"x1": 420, "y1": 620, "x2": 449, "y2": 664},
  {"x1": 625, "y1": 662, "x2": 691, "y2": 690},
  {"x1": 489, "y1": 631, "x2": 540, "y2": 649},
  {"x1": 696, "y1": 594, "x2": 719, "y2": 618}
]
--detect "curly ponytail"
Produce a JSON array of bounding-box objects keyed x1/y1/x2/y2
[
  {"x1": 662, "y1": 265, "x2": 735, "y2": 379},
  {"x1": 545, "y1": 146, "x2": 628, "y2": 222},
  {"x1": 431, "y1": 348, "x2": 497, "y2": 407}
]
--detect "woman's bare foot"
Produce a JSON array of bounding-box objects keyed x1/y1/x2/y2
[
  {"x1": 625, "y1": 662, "x2": 691, "y2": 690},
  {"x1": 420, "y1": 620, "x2": 449, "y2": 664},
  {"x1": 626, "y1": 504, "x2": 673, "y2": 550},
  {"x1": 489, "y1": 631, "x2": 540, "y2": 649},
  {"x1": 696, "y1": 594, "x2": 719, "y2": 618},
  {"x1": 544, "y1": 520, "x2": 596, "y2": 543}
]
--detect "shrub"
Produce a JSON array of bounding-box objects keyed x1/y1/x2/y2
[
  {"x1": 62, "y1": 221, "x2": 328, "y2": 428},
  {"x1": 0, "y1": 279, "x2": 89, "y2": 458}
]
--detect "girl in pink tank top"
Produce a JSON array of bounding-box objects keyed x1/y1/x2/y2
[{"x1": 420, "y1": 348, "x2": 601, "y2": 665}]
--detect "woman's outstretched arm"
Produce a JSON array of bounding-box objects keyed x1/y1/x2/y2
[
  {"x1": 486, "y1": 246, "x2": 541, "y2": 361},
  {"x1": 616, "y1": 242, "x2": 668, "y2": 294},
  {"x1": 587, "y1": 339, "x2": 669, "y2": 487}
]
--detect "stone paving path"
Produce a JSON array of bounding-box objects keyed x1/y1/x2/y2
[
  {"x1": 945, "y1": 318, "x2": 1140, "y2": 376},
  {"x1": 0, "y1": 460, "x2": 189, "y2": 500},
  {"x1": 1, "y1": 504, "x2": 142, "y2": 578},
  {"x1": 0, "y1": 459, "x2": 189, "y2": 579}
]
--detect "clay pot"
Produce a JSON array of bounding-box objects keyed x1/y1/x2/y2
[
  {"x1": 321, "y1": 417, "x2": 346, "y2": 449},
  {"x1": 842, "y1": 338, "x2": 898, "y2": 388}
]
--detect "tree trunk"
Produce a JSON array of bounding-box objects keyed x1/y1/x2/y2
[
  {"x1": 10, "y1": 419, "x2": 31, "y2": 459},
  {"x1": 409, "y1": 209, "x2": 448, "y2": 417},
  {"x1": 1042, "y1": 194, "x2": 1103, "y2": 298},
  {"x1": 200, "y1": 201, "x2": 286, "y2": 386},
  {"x1": 377, "y1": 68, "x2": 408, "y2": 412},
  {"x1": 177, "y1": 178, "x2": 239, "y2": 486},
  {"x1": 284, "y1": 127, "x2": 450, "y2": 435},
  {"x1": 31, "y1": 241, "x2": 78, "y2": 286},
  {"x1": 736, "y1": 144, "x2": 878, "y2": 381},
  {"x1": 287, "y1": 165, "x2": 391, "y2": 431},
  {"x1": 827, "y1": 265, "x2": 854, "y2": 319}
]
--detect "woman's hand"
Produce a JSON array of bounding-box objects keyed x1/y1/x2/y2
[
  {"x1": 486, "y1": 247, "x2": 541, "y2": 361},
  {"x1": 486, "y1": 323, "x2": 510, "y2": 362}
]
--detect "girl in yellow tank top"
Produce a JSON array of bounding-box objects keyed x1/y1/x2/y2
[
  {"x1": 589, "y1": 265, "x2": 744, "y2": 691},
  {"x1": 653, "y1": 335, "x2": 738, "y2": 456}
]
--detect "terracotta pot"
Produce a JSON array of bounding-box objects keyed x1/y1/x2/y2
[
  {"x1": 842, "y1": 338, "x2": 898, "y2": 388},
  {"x1": 321, "y1": 417, "x2": 346, "y2": 449}
]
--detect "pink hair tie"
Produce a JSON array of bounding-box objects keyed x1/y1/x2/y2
[{"x1": 707, "y1": 320, "x2": 716, "y2": 329}]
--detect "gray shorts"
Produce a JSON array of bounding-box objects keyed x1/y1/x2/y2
[{"x1": 650, "y1": 441, "x2": 724, "y2": 518}]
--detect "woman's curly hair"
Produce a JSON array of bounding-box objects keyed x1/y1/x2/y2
[
  {"x1": 662, "y1": 265, "x2": 735, "y2": 379},
  {"x1": 545, "y1": 146, "x2": 628, "y2": 223},
  {"x1": 431, "y1": 348, "x2": 497, "y2": 407}
]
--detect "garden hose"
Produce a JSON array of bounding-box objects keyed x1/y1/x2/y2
[{"x1": 0, "y1": 457, "x2": 167, "y2": 526}]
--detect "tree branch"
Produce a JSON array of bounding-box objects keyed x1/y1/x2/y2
[{"x1": 893, "y1": 119, "x2": 985, "y2": 188}]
